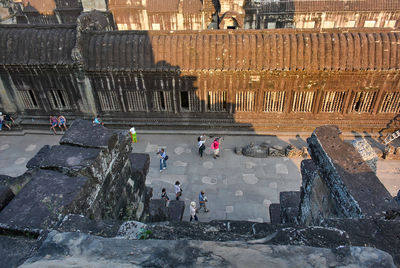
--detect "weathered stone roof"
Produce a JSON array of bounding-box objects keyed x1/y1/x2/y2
[
  {"x1": 82, "y1": 29, "x2": 400, "y2": 72},
  {"x1": 0, "y1": 25, "x2": 76, "y2": 66},
  {"x1": 245, "y1": 0, "x2": 400, "y2": 12}
]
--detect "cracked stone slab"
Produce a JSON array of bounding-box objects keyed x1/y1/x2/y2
[
  {"x1": 26, "y1": 145, "x2": 101, "y2": 172},
  {"x1": 0, "y1": 170, "x2": 88, "y2": 230},
  {"x1": 60, "y1": 119, "x2": 118, "y2": 149}
]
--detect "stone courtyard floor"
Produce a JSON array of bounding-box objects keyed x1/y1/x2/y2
[{"x1": 0, "y1": 131, "x2": 399, "y2": 223}]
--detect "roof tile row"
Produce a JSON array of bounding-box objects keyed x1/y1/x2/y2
[
  {"x1": 83, "y1": 30, "x2": 400, "y2": 72},
  {"x1": 0, "y1": 26, "x2": 76, "y2": 65}
]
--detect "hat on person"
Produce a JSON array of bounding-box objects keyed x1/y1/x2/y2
[{"x1": 190, "y1": 201, "x2": 196, "y2": 208}]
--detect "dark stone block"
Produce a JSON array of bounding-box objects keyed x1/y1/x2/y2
[
  {"x1": 268, "y1": 226, "x2": 351, "y2": 248},
  {"x1": 26, "y1": 145, "x2": 101, "y2": 174},
  {"x1": 168, "y1": 200, "x2": 185, "y2": 222},
  {"x1": 26, "y1": 145, "x2": 51, "y2": 169},
  {"x1": 280, "y1": 191, "x2": 300, "y2": 224},
  {"x1": 242, "y1": 144, "x2": 268, "y2": 158},
  {"x1": 280, "y1": 191, "x2": 301, "y2": 209},
  {"x1": 325, "y1": 218, "x2": 400, "y2": 267},
  {"x1": 307, "y1": 125, "x2": 399, "y2": 218},
  {"x1": 129, "y1": 153, "x2": 150, "y2": 179},
  {"x1": 299, "y1": 159, "x2": 340, "y2": 225},
  {"x1": 0, "y1": 170, "x2": 88, "y2": 230},
  {"x1": 0, "y1": 185, "x2": 14, "y2": 212},
  {"x1": 148, "y1": 199, "x2": 169, "y2": 222},
  {"x1": 268, "y1": 203, "x2": 281, "y2": 224},
  {"x1": 0, "y1": 235, "x2": 41, "y2": 268},
  {"x1": 56, "y1": 214, "x2": 122, "y2": 238},
  {"x1": 60, "y1": 119, "x2": 117, "y2": 149}
]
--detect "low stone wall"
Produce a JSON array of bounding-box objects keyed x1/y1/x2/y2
[{"x1": 305, "y1": 125, "x2": 399, "y2": 220}]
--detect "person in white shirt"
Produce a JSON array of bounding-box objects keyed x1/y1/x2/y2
[
  {"x1": 190, "y1": 201, "x2": 198, "y2": 222},
  {"x1": 197, "y1": 136, "x2": 206, "y2": 157},
  {"x1": 174, "y1": 181, "x2": 182, "y2": 200}
]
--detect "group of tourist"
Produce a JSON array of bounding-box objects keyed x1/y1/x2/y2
[
  {"x1": 161, "y1": 181, "x2": 209, "y2": 222},
  {"x1": 0, "y1": 112, "x2": 14, "y2": 131},
  {"x1": 156, "y1": 136, "x2": 222, "y2": 222},
  {"x1": 198, "y1": 135, "x2": 222, "y2": 159},
  {"x1": 49, "y1": 115, "x2": 67, "y2": 134}
]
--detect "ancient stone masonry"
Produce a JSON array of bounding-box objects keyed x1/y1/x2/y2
[
  {"x1": 0, "y1": 125, "x2": 400, "y2": 266},
  {"x1": 299, "y1": 125, "x2": 399, "y2": 225},
  {"x1": 1, "y1": 21, "x2": 400, "y2": 132},
  {"x1": 3, "y1": 0, "x2": 83, "y2": 24},
  {"x1": 108, "y1": 0, "x2": 217, "y2": 31},
  {"x1": 0, "y1": 120, "x2": 151, "y2": 230},
  {"x1": 243, "y1": 0, "x2": 400, "y2": 30},
  {"x1": 18, "y1": 231, "x2": 398, "y2": 268}
]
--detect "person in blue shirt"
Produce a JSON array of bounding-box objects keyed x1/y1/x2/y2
[
  {"x1": 198, "y1": 190, "x2": 209, "y2": 212},
  {"x1": 158, "y1": 148, "x2": 167, "y2": 172},
  {"x1": 93, "y1": 115, "x2": 104, "y2": 125}
]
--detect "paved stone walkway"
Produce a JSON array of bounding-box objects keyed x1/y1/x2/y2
[{"x1": 0, "y1": 132, "x2": 399, "y2": 223}]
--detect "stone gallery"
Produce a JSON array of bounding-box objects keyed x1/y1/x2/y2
[
  {"x1": 0, "y1": 0, "x2": 399, "y2": 133},
  {"x1": 0, "y1": 0, "x2": 399, "y2": 267}
]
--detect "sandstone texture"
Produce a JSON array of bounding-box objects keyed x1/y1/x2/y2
[
  {"x1": 148, "y1": 199, "x2": 185, "y2": 222},
  {"x1": 0, "y1": 120, "x2": 151, "y2": 231},
  {"x1": 0, "y1": 185, "x2": 14, "y2": 212},
  {"x1": 0, "y1": 169, "x2": 88, "y2": 230},
  {"x1": 20, "y1": 231, "x2": 396, "y2": 268},
  {"x1": 351, "y1": 138, "x2": 378, "y2": 173},
  {"x1": 306, "y1": 125, "x2": 399, "y2": 219}
]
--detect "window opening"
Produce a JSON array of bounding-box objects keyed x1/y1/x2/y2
[{"x1": 350, "y1": 91, "x2": 376, "y2": 113}]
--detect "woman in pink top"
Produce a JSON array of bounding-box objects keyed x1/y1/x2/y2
[{"x1": 212, "y1": 138, "x2": 220, "y2": 159}]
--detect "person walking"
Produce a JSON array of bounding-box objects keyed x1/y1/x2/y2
[
  {"x1": 161, "y1": 188, "x2": 170, "y2": 206},
  {"x1": 130, "y1": 127, "x2": 137, "y2": 143},
  {"x1": 157, "y1": 148, "x2": 168, "y2": 172},
  {"x1": 174, "y1": 181, "x2": 182, "y2": 200},
  {"x1": 161, "y1": 188, "x2": 169, "y2": 201},
  {"x1": 50, "y1": 115, "x2": 58, "y2": 134},
  {"x1": 190, "y1": 201, "x2": 198, "y2": 222},
  {"x1": 58, "y1": 115, "x2": 67, "y2": 131},
  {"x1": 211, "y1": 138, "x2": 220, "y2": 159},
  {"x1": 198, "y1": 136, "x2": 206, "y2": 157},
  {"x1": 0, "y1": 112, "x2": 3, "y2": 131},
  {"x1": 198, "y1": 190, "x2": 209, "y2": 212}
]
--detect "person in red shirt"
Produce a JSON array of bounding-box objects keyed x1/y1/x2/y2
[{"x1": 211, "y1": 138, "x2": 220, "y2": 159}]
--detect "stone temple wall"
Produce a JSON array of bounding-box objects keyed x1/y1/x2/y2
[
  {"x1": 299, "y1": 125, "x2": 399, "y2": 225},
  {"x1": 0, "y1": 119, "x2": 151, "y2": 230}
]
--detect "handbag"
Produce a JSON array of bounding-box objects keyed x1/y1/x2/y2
[{"x1": 164, "y1": 155, "x2": 169, "y2": 160}]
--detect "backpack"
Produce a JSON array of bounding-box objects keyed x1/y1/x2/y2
[{"x1": 164, "y1": 155, "x2": 169, "y2": 160}]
